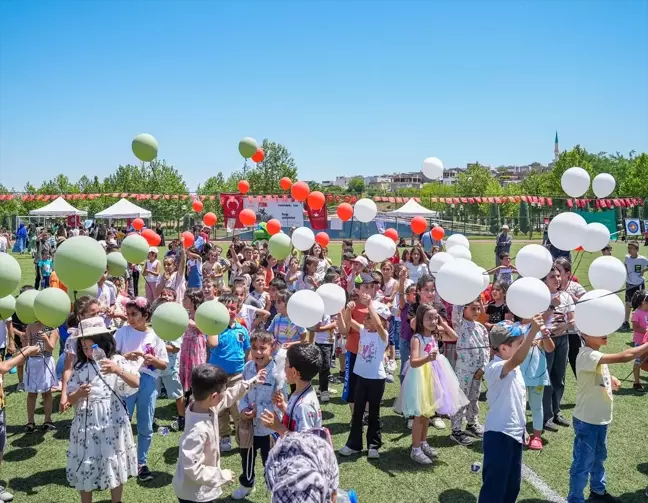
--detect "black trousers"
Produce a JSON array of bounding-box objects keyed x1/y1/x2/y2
[
  {"x1": 346, "y1": 375, "x2": 385, "y2": 451},
  {"x1": 132, "y1": 269, "x2": 140, "y2": 297},
  {"x1": 239, "y1": 435, "x2": 271, "y2": 488},
  {"x1": 479, "y1": 431, "x2": 522, "y2": 503},
  {"x1": 34, "y1": 264, "x2": 41, "y2": 290},
  {"x1": 567, "y1": 332, "x2": 581, "y2": 378},
  {"x1": 316, "y1": 343, "x2": 333, "y2": 392},
  {"x1": 543, "y1": 334, "x2": 568, "y2": 423}
]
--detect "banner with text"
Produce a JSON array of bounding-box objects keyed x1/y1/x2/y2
[{"x1": 243, "y1": 200, "x2": 304, "y2": 228}]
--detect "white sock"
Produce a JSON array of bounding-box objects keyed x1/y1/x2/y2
[{"x1": 412, "y1": 446, "x2": 422, "y2": 453}]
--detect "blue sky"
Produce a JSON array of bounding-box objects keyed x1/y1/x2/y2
[{"x1": 1, "y1": 0, "x2": 647, "y2": 192}]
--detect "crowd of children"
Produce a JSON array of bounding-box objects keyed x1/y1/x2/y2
[{"x1": 1, "y1": 231, "x2": 648, "y2": 503}]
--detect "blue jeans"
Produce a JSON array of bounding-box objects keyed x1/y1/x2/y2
[
  {"x1": 479, "y1": 431, "x2": 522, "y2": 503},
  {"x1": 55, "y1": 353, "x2": 66, "y2": 381},
  {"x1": 568, "y1": 417, "x2": 608, "y2": 503},
  {"x1": 399, "y1": 339, "x2": 411, "y2": 385},
  {"x1": 389, "y1": 318, "x2": 401, "y2": 348},
  {"x1": 125, "y1": 372, "x2": 158, "y2": 465}
]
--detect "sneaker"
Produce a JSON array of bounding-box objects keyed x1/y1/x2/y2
[
  {"x1": 42, "y1": 421, "x2": 57, "y2": 432},
  {"x1": 410, "y1": 448, "x2": 433, "y2": 465},
  {"x1": 320, "y1": 391, "x2": 330, "y2": 403},
  {"x1": 367, "y1": 445, "x2": 380, "y2": 459},
  {"x1": 465, "y1": 423, "x2": 484, "y2": 438},
  {"x1": 387, "y1": 360, "x2": 397, "y2": 372},
  {"x1": 543, "y1": 419, "x2": 559, "y2": 432},
  {"x1": 138, "y1": 465, "x2": 154, "y2": 482},
  {"x1": 554, "y1": 414, "x2": 571, "y2": 427},
  {"x1": 588, "y1": 491, "x2": 621, "y2": 503},
  {"x1": 431, "y1": 416, "x2": 446, "y2": 429},
  {"x1": 385, "y1": 374, "x2": 395, "y2": 383},
  {"x1": 620, "y1": 322, "x2": 630, "y2": 331},
  {"x1": 528, "y1": 435, "x2": 543, "y2": 451},
  {"x1": 329, "y1": 375, "x2": 342, "y2": 384},
  {"x1": 407, "y1": 418, "x2": 414, "y2": 430},
  {"x1": 362, "y1": 412, "x2": 369, "y2": 425},
  {"x1": 232, "y1": 485, "x2": 255, "y2": 500},
  {"x1": 338, "y1": 445, "x2": 361, "y2": 457},
  {"x1": 16, "y1": 382, "x2": 25, "y2": 392},
  {"x1": 633, "y1": 382, "x2": 644, "y2": 391},
  {"x1": 395, "y1": 350, "x2": 401, "y2": 360},
  {"x1": 421, "y1": 443, "x2": 439, "y2": 459},
  {"x1": 220, "y1": 436, "x2": 233, "y2": 452},
  {"x1": 450, "y1": 431, "x2": 475, "y2": 446},
  {"x1": 0, "y1": 485, "x2": 13, "y2": 502},
  {"x1": 329, "y1": 388, "x2": 338, "y2": 395},
  {"x1": 170, "y1": 416, "x2": 185, "y2": 432}
]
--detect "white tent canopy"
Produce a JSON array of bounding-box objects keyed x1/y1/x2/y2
[
  {"x1": 384, "y1": 198, "x2": 438, "y2": 218},
  {"x1": 29, "y1": 197, "x2": 88, "y2": 217},
  {"x1": 95, "y1": 198, "x2": 152, "y2": 219}
]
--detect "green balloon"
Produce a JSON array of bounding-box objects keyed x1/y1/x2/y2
[
  {"x1": 152, "y1": 302, "x2": 189, "y2": 342},
  {"x1": 268, "y1": 232, "x2": 292, "y2": 260},
  {"x1": 15, "y1": 289, "x2": 39, "y2": 324},
  {"x1": 238, "y1": 137, "x2": 258, "y2": 159},
  {"x1": 132, "y1": 133, "x2": 158, "y2": 162},
  {"x1": 34, "y1": 288, "x2": 71, "y2": 328},
  {"x1": 68, "y1": 283, "x2": 98, "y2": 303},
  {"x1": 195, "y1": 300, "x2": 230, "y2": 336},
  {"x1": 0, "y1": 253, "x2": 21, "y2": 298},
  {"x1": 121, "y1": 234, "x2": 149, "y2": 264},
  {"x1": 0, "y1": 295, "x2": 16, "y2": 320},
  {"x1": 107, "y1": 252, "x2": 128, "y2": 277},
  {"x1": 54, "y1": 236, "x2": 107, "y2": 291}
]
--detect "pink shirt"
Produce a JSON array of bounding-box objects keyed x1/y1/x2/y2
[{"x1": 632, "y1": 309, "x2": 648, "y2": 344}]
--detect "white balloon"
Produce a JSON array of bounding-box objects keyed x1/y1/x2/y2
[
  {"x1": 547, "y1": 212, "x2": 588, "y2": 251},
  {"x1": 588, "y1": 256, "x2": 626, "y2": 292},
  {"x1": 477, "y1": 266, "x2": 490, "y2": 291},
  {"x1": 316, "y1": 283, "x2": 347, "y2": 316},
  {"x1": 421, "y1": 157, "x2": 444, "y2": 180},
  {"x1": 287, "y1": 290, "x2": 325, "y2": 329},
  {"x1": 445, "y1": 233, "x2": 470, "y2": 250},
  {"x1": 506, "y1": 277, "x2": 551, "y2": 319},
  {"x1": 592, "y1": 173, "x2": 616, "y2": 199},
  {"x1": 291, "y1": 227, "x2": 315, "y2": 251},
  {"x1": 561, "y1": 167, "x2": 591, "y2": 198},
  {"x1": 428, "y1": 252, "x2": 455, "y2": 277},
  {"x1": 448, "y1": 245, "x2": 472, "y2": 261},
  {"x1": 353, "y1": 198, "x2": 377, "y2": 223},
  {"x1": 435, "y1": 259, "x2": 484, "y2": 305},
  {"x1": 582, "y1": 223, "x2": 611, "y2": 252},
  {"x1": 365, "y1": 234, "x2": 396, "y2": 263},
  {"x1": 516, "y1": 244, "x2": 554, "y2": 279},
  {"x1": 575, "y1": 289, "x2": 625, "y2": 337}
]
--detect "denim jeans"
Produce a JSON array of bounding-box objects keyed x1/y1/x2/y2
[
  {"x1": 543, "y1": 334, "x2": 568, "y2": 423},
  {"x1": 389, "y1": 317, "x2": 401, "y2": 349},
  {"x1": 125, "y1": 372, "x2": 158, "y2": 465},
  {"x1": 568, "y1": 417, "x2": 608, "y2": 503},
  {"x1": 399, "y1": 339, "x2": 411, "y2": 385},
  {"x1": 55, "y1": 353, "x2": 66, "y2": 381}
]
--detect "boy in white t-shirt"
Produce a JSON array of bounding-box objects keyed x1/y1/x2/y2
[
  {"x1": 478, "y1": 317, "x2": 541, "y2": 503},
  {"x1": 622, "y1": 240, "x2": 648, "y2": 330}
]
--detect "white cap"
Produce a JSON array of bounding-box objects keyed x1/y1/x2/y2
[
  {"x1": 149, "y1": 246, "x2": 159, "y2": 254},
  {"x1": 502, "y1": 225, "x2": 510, "y2": 230}
]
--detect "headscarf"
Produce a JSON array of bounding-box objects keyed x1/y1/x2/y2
[{"x1": 265, "y1": 432, "x2": 339, "y2": 503}]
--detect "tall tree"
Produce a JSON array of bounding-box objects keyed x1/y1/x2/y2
[
  {"x1": 241, "y1": 139, "x2": 299, "y2": 194},
  {"x1": 347, "y1": 178, "x2": 365, "y2": 194}
]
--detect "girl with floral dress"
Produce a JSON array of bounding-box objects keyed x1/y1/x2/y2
[
  {"x1": 66, "y1": 317, "x2": 140, "y2": 503},
  {"x1": 179, "y1": 289, "x2": 206, "y2": 397}
]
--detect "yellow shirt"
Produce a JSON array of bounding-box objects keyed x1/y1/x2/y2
[{"x1": 573, "y1": 346, "x2": 613, "y2": 425}]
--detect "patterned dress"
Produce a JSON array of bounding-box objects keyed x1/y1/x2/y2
[
  {"x1": 66, "y1": 355, "x2": 138, "y2": 491},
  {"x1": 179, "y1": 325, "x2": 206, "y2": 392}
]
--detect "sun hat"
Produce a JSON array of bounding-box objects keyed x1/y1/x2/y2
[
  {"x1": 148, "y1": 246, "x2": 159, "y2": 254},
  {"x1": 69, "y1": 316, "x2": 116, "y2": 339}
]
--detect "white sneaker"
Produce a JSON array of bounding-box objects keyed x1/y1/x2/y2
[
  {"x1": 407, "y1": 418, "x2": 414, "y2": 429},
  {"x1": 320, "y1": 391, "x2": 330, "y2": 403},
  {"x1": 0, "y1": 486, "x2": 13, "y2": 502},
  {"x1": 232, "y1": 485, "x2": 254, "y2": 500},
  {"x1": 410, "y1": 448, "x2": 433, "y2": 465},
  {"x1": 329, "y1": 388, "x2": 338, "y2": 395},
  {"x1": 338, "y1": 445, "x2": 360, "y2": 456},
  {"x1": 367, "y1": 445, "x2": 380, "y2": 459},
  {"x1": 220, "y1": 436, "x2": 233, "y2": 452},
  {"x1": 431, "y1": 416, "x2": 446, "y2": 429},
  {"x1": 16, "y1": 382, "x2": 24, "y2": 392},
  {"x1": 385, "y1": 374, "x2": 395, "y2": 383},
  {"x1": 421, "y1": 443, "x2": 438, "y2": 459},
  {"x1": 387, "y1": 360, "x2": 397, "y2": 372}
]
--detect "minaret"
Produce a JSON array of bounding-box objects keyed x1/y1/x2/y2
[{"x1": 554, "y1": 131, "x2": 559, "y2": 162}]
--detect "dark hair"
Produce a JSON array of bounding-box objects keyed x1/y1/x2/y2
[
  {"x1": 415, "y1": 303, "x2": 439, "y2": 339},
  {"x1": 541, "y1": 266, "x2": 560, "y2": 284},
  {"x1": 74, "y1": 295, "x2": 100, "y2": 319},
  {"x1": 628, "y1": 240, "x2": 640, "y2": 249},
  {"x1": 492, "y1": 280, "x2": 509, "y2": 294},
  {"x1": 371, "y1": 271, "x2": 384, "y2": 289},
  {"x1": 632, "y1": 290, "x2": 648, "y2": 310},
  {"x1": 191, "y1": 363, "x2": 228, "y2": 400},
  {"x1": 498, "y1": 252, "x2": 510, "y2": 260},
  {"x1": 342, "y1": 239, "x2": 353, "y2": 248},
  {"x1": 554, "y1": 257, "x2": 572, "y2": 273},
  {"x1": 219, "y1": 293, "x2": 240, "y2": 307},
  {"x1": 401, "y1": 248, "x2": 411, "y2": 261},
  {"x1": 342, "y1": 248, "x2": 354, "y2": 256},
  {"x1": 276, "y1": 290, "x2": 292, "y2": 305},
  {"x1": 19, "y1": 285, "x2": 34, "y2": 294},
  {"x1": 185, "y1": 288, "x2": 204, "y2": 310},
  {"x1": 125, "y1": 298, "x2": 152, "y2": 321},
  {"x1": 324, "y1": 271, "x2": 340, "y2": 284},
  {"x1": 342, "y1": 252, "x2": 355, "y2": 262},
  {"x1": 307, "y1": 244, "x2": 325, "y2": 260},
  {"x1": 303, "y1": 256, "x2": 319, "y2": 274},
  {"x1": 287, "y1": 343, "x2": 321, "y2": 382},
  {"x1": 260, "y1": 254, "x2": 274, "y2": 268},
  {"x1": 495, "y1": 336, "x2": 518, "y2": 350},
  {"x1": 74, "y1": 333, "x2": 117, "y2": 369},
  {"x1": 416, "y1": 274, "x2": 434, "y2": 292},
  {"x1": 160, "y1": 287, "x2": 177, "y2": 301},
  {"x1": 269, "y1": 278, "x2": 287, "y2": 291},
  {"x1": 602, "y1": 245, "x2": 613, "y2": 253},
  {"x1": 243, "y1": 260, "x2": 259, "y2": 276},
  {"x1": 250, "y1": 330, "x2": 275, "y2": 346}
]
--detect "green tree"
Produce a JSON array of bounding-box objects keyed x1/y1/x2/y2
[
  {"x1": 519, "y1": 201, "x2": 530, "y2": 234},
  {"x1": 489, "y1": 203, "x2": 501, "y2": 234},
  {"x1": 347, "y1": 178, "x2": 365, "y2": 194},
  {"x1": 242, "y1": 139, "x2": 298, "y2": 194},
  {"x1": 455, "y1": 163, "x2": 501, "y2": 217}
]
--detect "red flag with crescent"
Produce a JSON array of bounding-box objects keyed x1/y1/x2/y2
[
  {"x1": 220, "y1": 193, "x2": 245, "y2": 228},
  {"x1": 305, "y1": 200, "x2": 328, "y2": 230}
]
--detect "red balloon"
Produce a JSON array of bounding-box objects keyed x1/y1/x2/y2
[
  {"x1": 411, "y1": 216, "x2": 427, "y2": 235},
  {"x1": 315, "y1": 232, "x2": 330, "y2": 248},
  {"x1": 132, "y1": 218, "x2": 144, "y2": 231},
  {"x1": 192, "y1": 199, "x2": 203, "y2": 212},
  {"x1": 251, "y1": 148, "x2": 264, "y2": 163},
  {"x1": 384, "y1": 228, "x2": 398, "y2": 243},
  {"x1": 280, "y1": 177, "x2": 292, "y2": 191},
  {"x1": 203, "y1": 212, "x2": 217, "y2": 227},
  {"x1": 239, "y1": 208, "x2": 257, "y2": 227},
  {"x1": 182, "y1": 231, "x2": 195, "y2": 249},
  {"x1": 151, "y1": 232, "x2": 161, "y2": 246},
  {"x1": 141, "y1": 228, "x2": 157, "y2": 245},
  {"x1": 307, "y1": 191, "x2": 325, "y2": 211},
  {"x1": 337, "y1": 203, "x2": 353, "y2": 222},
  {"x1": 431, "y1": 226, "x2": 445, "y2": 241},
  {"x1": 291, "y1": 181, "x2": 310, "y2": 202},
  {"x1": 238, "y1": 180, "x2": 250, "y2": 194},
  {"x1": 266, "y1": 219, "x2": 281, "y2": 236}
]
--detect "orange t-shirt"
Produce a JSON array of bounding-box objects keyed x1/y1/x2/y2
[
  {"x1": 345, "y1": 305, "x2": 368, "y2": 354},
  {"x1": 49, "y1": 271, "x2": 68, "y2": 292}
]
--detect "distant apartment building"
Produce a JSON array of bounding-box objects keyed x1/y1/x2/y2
[
  {"x1": 443, "y1": 168, "x2": 463, "y2": 186},
  {"x1": 320, "y1": 180, "x2": 333, "y2": 187},
  {"x1": 364, "y1": 175, "x2": 392, "y2": 191},
  {"x1": 334, "y1": 175, "x2": 363, "y2": 188}
]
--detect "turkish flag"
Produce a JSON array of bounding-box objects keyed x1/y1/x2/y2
[
  {"x1": 220, "y1": 193, "x2": 244, "y2": 228},
  {"x1": 305, "y1": 200, "x2": 328, "y2": 230}
]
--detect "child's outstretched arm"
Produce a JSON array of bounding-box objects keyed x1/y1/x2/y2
[
  {"x1": 0, "y1": 345, "x2": 39, "y2": 374},
  {"x1": 599, "y1": 341, "x2": 648, "y2": 365},
  {"x1": 501, "y1": 315, "x2": 543, "y2": 377},
  {"x1": 217, "y1": 368, "x2": 266, "y2": 411}
]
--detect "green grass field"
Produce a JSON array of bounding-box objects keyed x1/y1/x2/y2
[{"x1": 2, "y1": 242, "x2": 647, "y2": 502}]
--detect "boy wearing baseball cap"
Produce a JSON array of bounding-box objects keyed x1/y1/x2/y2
[{"x1": 478, "y1": 317, "x2": 542, "y2": 503}]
